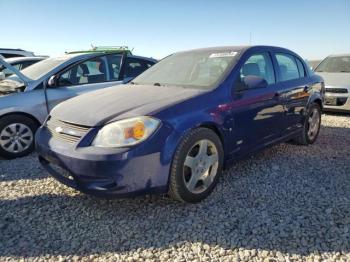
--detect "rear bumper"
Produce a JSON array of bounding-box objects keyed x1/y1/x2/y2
[{"x1": 36, "y1": 126, "x2": 173, "y2": 198}]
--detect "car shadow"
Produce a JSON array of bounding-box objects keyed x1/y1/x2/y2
[
  {"x1": 0, "y1": 153, "x2": 49, "y2": 182},
  {"x1": 1, "y1": 125, "x2": 350, "y2": 258}
]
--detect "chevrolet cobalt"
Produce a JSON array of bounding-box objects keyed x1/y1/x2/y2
[{"x1": 36, "y1": 46, "x2": 324, "y2": 203}]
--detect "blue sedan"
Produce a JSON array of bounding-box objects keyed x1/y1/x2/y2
[{"x1": 36, "y1": 46, "x2": 324, "y2": 203}]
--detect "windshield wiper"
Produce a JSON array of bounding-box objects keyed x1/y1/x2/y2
[
  {"x1": 340, "y1": 70, "x2": 350, "y2": 72},
  {"x1": 153, "y1": 82, "x2": 162, "y2": 86}
]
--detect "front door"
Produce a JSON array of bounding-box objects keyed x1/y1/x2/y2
[{"x1": 227, "y1": 52, "x2": 285, "y2": 157}]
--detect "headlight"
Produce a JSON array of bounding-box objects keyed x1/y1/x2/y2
[{"x1": 91, "y1": 116, "x2": 160, "y2": 147}]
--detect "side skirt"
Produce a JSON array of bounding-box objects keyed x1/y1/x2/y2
[{"x1": 223, "y1": 129, "x2": 302, "y2": 170}]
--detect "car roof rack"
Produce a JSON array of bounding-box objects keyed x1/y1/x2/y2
[{"x1": 66, "y1": 46, "x2": 132, "y2": 55}]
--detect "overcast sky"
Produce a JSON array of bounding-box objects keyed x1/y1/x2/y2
[{"x1": 1, "y1": 0, "x2": 349, "y2": 60}]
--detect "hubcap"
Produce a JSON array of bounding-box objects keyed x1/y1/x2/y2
[
  {"x1": 183, "y1": 139, "x2": 219, "y2": 194},
  {"x1": 0, "y1": 123, "x2": 33, "y2": 153},
  {"x1": 307, "y1": 108, "x2": 320, "y2": 140}
]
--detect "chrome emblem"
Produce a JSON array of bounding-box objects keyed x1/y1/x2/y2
[{"x1": 55, "y1": 126, "x2": 64, "y2": 133}]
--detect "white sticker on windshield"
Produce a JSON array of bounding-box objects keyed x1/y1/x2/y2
[{"x1": 209, "y1": 52, "x2": 237, "y2": 58}]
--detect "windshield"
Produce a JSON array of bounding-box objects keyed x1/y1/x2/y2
[
  {"x1": 316, "y1": 56, "x2": 350, "y2": 73},
  {"x1": 20, "y1": 56, "x2": 71, "y2": 80},
  {"x1": 133, "y1": 50, "x2": 239, "y2": 89}
]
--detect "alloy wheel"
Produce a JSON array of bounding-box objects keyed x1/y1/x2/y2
[
  {"x1": 0, "y1": 123, "x2": 34, "y2": 153},
  {"x1": 183, "y1": 139, "x2": 219, "y2": 194},
  {"x1": 307, "y1": 108, "x2": 320, "y2": 141}
]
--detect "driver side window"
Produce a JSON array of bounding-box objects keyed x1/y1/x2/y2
[
  {"x1": 57, "y1": 57, "x2": 108, "y2": 86},
  {"x1": 236, "y1": 53, "x2": 275, "y2": 90}
]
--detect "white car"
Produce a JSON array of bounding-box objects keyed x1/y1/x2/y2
[{"x1": 315, "y1": 54, "x2": 350, "y2": 112}]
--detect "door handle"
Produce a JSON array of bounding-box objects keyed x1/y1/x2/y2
[
  {"x1": 304, "y1": 85, "x2": 310, "y2": 92},
  {"x1": 273, "y1": 92, "x2": 280, "y2": 99}
]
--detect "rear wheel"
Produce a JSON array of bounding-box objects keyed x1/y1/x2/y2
[
  {"x1": 293, "y1": 103, "x2": 321, "y2": 145},
  {"x1": 0, "y1": 115, "x2": 38, "y2": 159},
  {"x1": 168, "y1": 128, "x2": 224, "y2": 203}
]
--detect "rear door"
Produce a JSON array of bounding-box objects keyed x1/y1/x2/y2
[
  {"x1": 46, "y1": 55, "x2": 123, "y2": 111},
  {"x1": 272, "y1": 53, "x2": 311, "y2": 133},
  {"x1": 228, "y1": 51, "x2": 285, "y2": 156}
]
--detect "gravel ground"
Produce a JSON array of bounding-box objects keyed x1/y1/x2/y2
[{"x1": 0, "y1": 113, "x2": 350, "y2": 261}]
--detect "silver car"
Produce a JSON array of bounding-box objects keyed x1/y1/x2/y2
[
  {"x1": 0, "y1": 52, "x2": 156, "y2": 158},
  {"x1": 314, "y1": 54, "x2": 350, "y2": 112}
]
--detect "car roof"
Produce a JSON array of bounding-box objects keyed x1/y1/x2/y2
[
  {"x1": 64, "y1": 52, "x2": 156, "y2": 63},
  {"x1": 177, "y1": 46, "x2": 250, "y2": 54},
  {"x1": 177, "y1": 45, "x2": 297, "y2": 54},
  {"x1": 67, "y1": 50, "x2": 132, "y2": 55},
  {"x1": 4, "y1": 56, "x2": 47, "y2": 63},
  {"x1": 0, "y1": 48, "x2": 26, "y2": 51},
  {"x1": 327, "y1": 53, "x2": 350, "y2": 57}
]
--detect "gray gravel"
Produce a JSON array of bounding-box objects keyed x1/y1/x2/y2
[{"x1": 1, "y1": 113, "x2": 350, "y2": 261}]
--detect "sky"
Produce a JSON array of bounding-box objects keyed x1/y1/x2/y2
[{"x1": 1, "y1": 0, "x2": 350, "y2": 60}]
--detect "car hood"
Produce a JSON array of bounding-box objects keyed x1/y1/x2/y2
[
  {"x1": 316, "y1": 72, "x2": 350, "y2": 87},
  {"x1": 0, "y1": 79, "x2": 26, "y2": 96},
  {"x1": 51, "y1": 84, "x2": 206, "y2": 126}
]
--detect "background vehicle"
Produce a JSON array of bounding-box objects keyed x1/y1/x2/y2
[
  {"x1": 307, "y1": 60, "x2": 322, "y2": 70},
  {"x1": 0, "y1": 48, "x2": 36, "y2": 58},
  {"x1": 0, "y1": 57, "x2": 47, "y2": 79},
  {"x1": 314, "y1": 54, "x2": 350, "y2": 112},
  {"x1": 0, "y1": 48, "x2": 157, "y2": 158},
  {"x1": 36, "y1": 46, "x2": 324, "y2": 203}
]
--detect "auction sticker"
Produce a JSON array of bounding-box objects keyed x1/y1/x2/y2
[{"x1": 209, "y1": 52, "x2": 237, "y2": 58}]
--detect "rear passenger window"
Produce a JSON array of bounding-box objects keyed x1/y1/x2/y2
[
  {"x1": 275, "y1": 53, "x2": 300, "y2": 81},
  {"x1": 123, "y1": 58, "x2": 150, "y2": 79},
  {"x1": 296, "y1": 58, "x2": 306, "y2": 78}
]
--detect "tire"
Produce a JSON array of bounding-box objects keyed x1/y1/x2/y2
[
  {"x1": 168, "y1": 128, "x2": 224, "y2": 203},
  {"x1": 0, "y1": 115, "x2": 39, "y2": 159},
  {"x1": 293, "y1": 103, "x2": 321, "y2": 145}
]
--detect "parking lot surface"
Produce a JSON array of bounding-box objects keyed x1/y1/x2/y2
[{"x1": 1, "y1": 113, "x2": 350, "y2": 262}]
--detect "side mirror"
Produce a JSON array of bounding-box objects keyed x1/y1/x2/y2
[
  {"x1": 47, "y1": 75, "x2": 57, "y2": 87},
  {"x1": 243, "y1": 75, "x2": 268, "y2": 89},
  {"x1": 0, "y1": 72, "x2": 5, "y2": 81}
]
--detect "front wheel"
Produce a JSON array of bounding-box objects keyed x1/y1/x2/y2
[
  {"x1": 293, "y1": 103, "x2": 321, "y2": 145},
  {"x1": 0, "y1": 115, "x2": 38, "y2": 159},
  {"x1": 168, "y1": 128, "x2": 224, "y2": 203}
]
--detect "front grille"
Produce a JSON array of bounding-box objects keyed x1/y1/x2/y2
[
  {"x1": 325, "y1": 97, "x2": 348, "y2": 106},
  {"x1": 325, "y1": 88, "x2": 348, "y2": 94},
  {"x1": 46, "y1": 117, "x2": 91, "y2": 144}
]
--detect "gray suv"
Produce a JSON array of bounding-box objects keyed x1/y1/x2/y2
[{"x1": 0, "y1": 51, "x2": 156, "y2": 158}]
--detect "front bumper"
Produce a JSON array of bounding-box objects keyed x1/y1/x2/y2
[
  {"x1": 36, "y1": 125, "x2": 173, "y2": 198},
  {"x1": 323, "y1": 86, "x2": 350, "y2": 112}
]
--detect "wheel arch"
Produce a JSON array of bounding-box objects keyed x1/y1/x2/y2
[
  {"x1": 196, "y1": 122, "x2": 225, "y2": 151},
  {"x1": 313, "y1": 98, "x2": 323, "y2": 110},
  {"x1": 0, "y1": 112, "x2": 41, "y2": 127}
]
